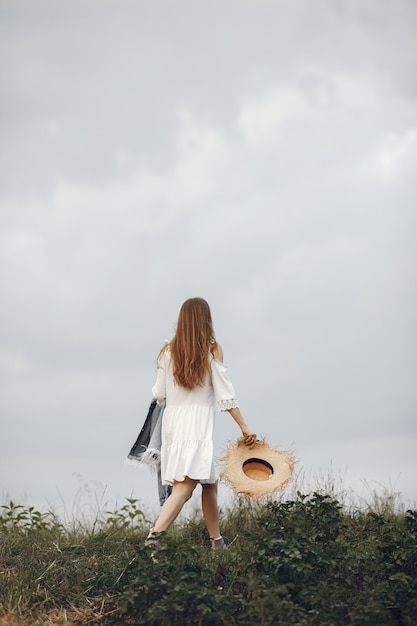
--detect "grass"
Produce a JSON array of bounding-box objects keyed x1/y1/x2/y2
[{"x1": 0, "y1": 488, "x2": 416, "y2": 625}]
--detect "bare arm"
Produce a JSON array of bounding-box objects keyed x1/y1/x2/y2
[
  {"x1": 212, "y1": 342, "x2": 257, "y2": 447},
  {"x1": 228, "y1": 406, "x2": 257, "y2": 448}
]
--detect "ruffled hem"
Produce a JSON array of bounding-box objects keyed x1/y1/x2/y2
[
  {"x1": 218, "y1": 398, "x2": 239, "y2": 411},
  {"x1": 162, "y1": 476, "x2": 217, "y2": 486},
  {"x1": 161, "y1": 439, "x2": 215, "y2": 485}
]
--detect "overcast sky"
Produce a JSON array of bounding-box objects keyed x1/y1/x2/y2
[{"x1": 1, "y1": 0, "x2": 416, "y2": 521}]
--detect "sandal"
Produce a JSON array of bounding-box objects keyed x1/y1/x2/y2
[
  {"x1": 144, "y1": 528, "x2": 160, "y2": 549},
  {"x1": 210, "y1": 536, "x2": 227, "y2": 550}
]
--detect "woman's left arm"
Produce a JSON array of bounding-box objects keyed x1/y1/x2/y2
[{"x1": 152, "y1": 354, "x2": 167, "y2": 405}]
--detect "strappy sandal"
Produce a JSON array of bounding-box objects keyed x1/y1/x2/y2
[
  {"x1": 144, "y1": 529, "x2": 160, "y2": 549},
  {"x1": 210, "y1": 536, "x2": 227, "y2": 550}
]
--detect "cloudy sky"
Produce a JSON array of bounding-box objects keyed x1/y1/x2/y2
[{"x1": 1, "y1": 0, "x2": 416, "y2": 521}]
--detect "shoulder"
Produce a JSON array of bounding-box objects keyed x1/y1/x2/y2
[
  {"x1": 157, "y1": 341, "x2": 171, "y2": 363},
  {"x1": 210, "y1": 341, "x2": 224, "y2": 363}
]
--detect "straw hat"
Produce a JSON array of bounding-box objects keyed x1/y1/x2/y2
[{"x1": 220, "y1": 438, "x2": 295, "y2": 497}]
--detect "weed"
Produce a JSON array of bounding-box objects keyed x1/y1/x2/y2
[
  {"x1": 0, "y1": 502, "x2": 63, "y2": 533},
  {"x1": 105, "y1": 497, "x2": 151, "y2": 529},
  {"x1": 0, "y1": 493, "x2": 416, "y2": 625}
]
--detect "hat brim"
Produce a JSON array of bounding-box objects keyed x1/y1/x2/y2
[{"x1": 220, "y1": 438, "x2": 295, "y2": 497}]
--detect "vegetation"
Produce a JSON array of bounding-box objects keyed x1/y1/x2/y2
[{"x1": 0, "y1": 493, "x2": 416, "y2": 625}]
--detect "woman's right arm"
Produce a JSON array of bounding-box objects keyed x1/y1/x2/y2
[{"x1": 228, "y1": 406, "x2": 257, "y2": 448}]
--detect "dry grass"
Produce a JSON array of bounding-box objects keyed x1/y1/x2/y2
[{"x1": 1, "y1": 481, "x2": 415, "y2": 625}]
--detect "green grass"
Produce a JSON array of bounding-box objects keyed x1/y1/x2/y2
[{"x1": 0, "y1": 493, "x2": 416, "y2": 625}]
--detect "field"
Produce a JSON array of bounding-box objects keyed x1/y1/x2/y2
[{"x1": 0, "y1": 489, "x2": 416, "y2": 625}]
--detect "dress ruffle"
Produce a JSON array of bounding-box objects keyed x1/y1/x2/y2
[
  {"x1": 162, "y1": 440, "x2": 216, "y2": 485},
  {"x1": 218, "y1": 398, "x2": 239, "y2": 411}
]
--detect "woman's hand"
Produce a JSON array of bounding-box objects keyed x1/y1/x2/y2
[{"x1": 241, "y1": 427, "x2": 257, "y2": 448}]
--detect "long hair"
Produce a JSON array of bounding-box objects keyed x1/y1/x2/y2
[{"x1": 165, "y1": 297, "x2": 215, "y2": 390}]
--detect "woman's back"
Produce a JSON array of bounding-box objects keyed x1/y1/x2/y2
[{"x1": 161, "y1": 349, "x2": 215, "y2": 407}]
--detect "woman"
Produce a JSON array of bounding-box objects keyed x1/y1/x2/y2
[{"x1": 146, "y1": 297, "x2": 256, "y2": 550}]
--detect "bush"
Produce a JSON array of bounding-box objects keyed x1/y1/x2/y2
[{"x1": 0, "y1": 494, "x2": 416, "y2": 625}]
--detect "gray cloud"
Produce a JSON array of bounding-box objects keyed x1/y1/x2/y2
[{"x1": 1, "y1": 0, "x2": 416, "y2": 514}]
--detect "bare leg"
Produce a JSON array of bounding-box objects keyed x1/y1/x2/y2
[
  {"x1": 201, "y1": 482, "x2": 221, "y2": 539},
  {"x1": 151, "y1": 477, "x2": 198, "y2": 534}
]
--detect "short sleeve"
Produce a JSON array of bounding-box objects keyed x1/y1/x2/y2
[
  {"x1": 152, "y1": 350, "x2": 169, "y2": 405},
  {"x1": 210, "y1": 357, "x2": 239, "y2": 411}
]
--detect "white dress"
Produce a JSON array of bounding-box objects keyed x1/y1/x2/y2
[{"x1": 152, "y1": 348, "x2": 239, "y2": 485}]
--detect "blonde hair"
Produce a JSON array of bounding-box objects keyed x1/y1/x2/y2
[{"x1": 163, "y1": 297, "x2": 215, "y2": 390}]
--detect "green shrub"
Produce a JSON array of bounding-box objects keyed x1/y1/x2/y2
[{"x1": 0, "y1": 493, "x2": 416, "y2": 625}]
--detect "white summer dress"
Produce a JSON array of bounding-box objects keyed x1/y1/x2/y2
[{"x1": 152, "y1": 348, "x2": 239, "y2": 486}]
